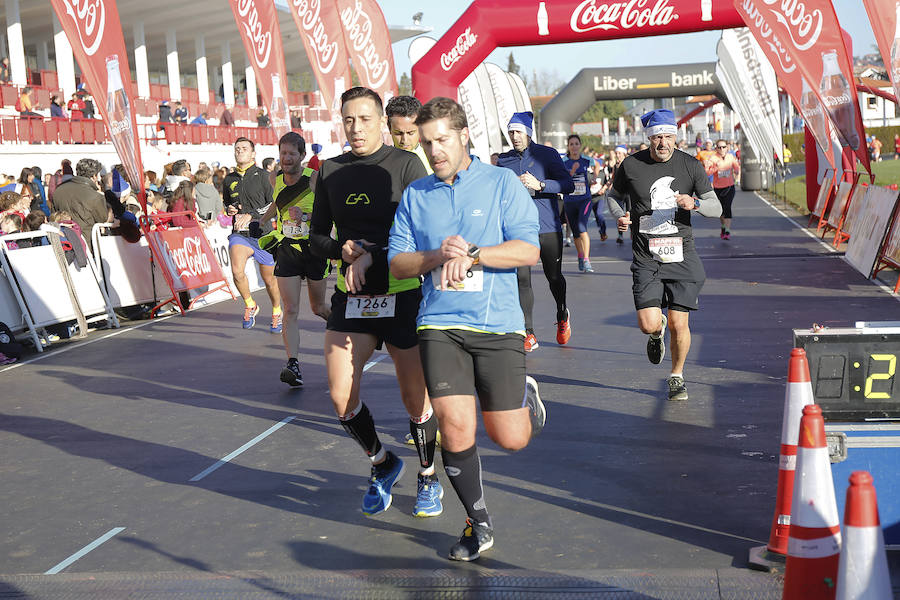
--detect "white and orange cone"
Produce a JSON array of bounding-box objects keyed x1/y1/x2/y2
[
  {"x1": 783, "y1": 404, "x2": 841, "y2": 600},
  {"x1": 836, "y1": 471, "x2": 892, "y2": 600},
  {"x1": 750, "y1": 348, "x2": 815, "y2": 571}
]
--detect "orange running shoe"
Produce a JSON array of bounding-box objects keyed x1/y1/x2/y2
[
  {"x1": 556, "y1": 309, "x2": 571, "y2": 345},
  {"x1": 523, "y1": 333, "x2": 539, "y2": 352}
]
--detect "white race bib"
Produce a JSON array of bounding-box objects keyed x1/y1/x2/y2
[
  {"x1": 573, "y1": 180, "x2": 586, "y2": 196},
  {"x1": 282, "y1": 211, "x2": 310, "y2": 239},
  {"x1": 344, "y1": 294, "x2": 396, "y2": 319},
  {"x1": 431, "y1": 265, "x2": 483, "y2": 292},
  {"x1": 649, "y1": 237, "x2": 683, "y2": 263}
]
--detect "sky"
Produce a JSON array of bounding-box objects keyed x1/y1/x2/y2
[{"x1": 378, "y1": 0, "x2": 880, "y2": 91}]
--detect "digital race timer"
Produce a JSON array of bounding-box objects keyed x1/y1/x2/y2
[{"x1": 794, "y1": 324, "x2": 900, "y2": 421}]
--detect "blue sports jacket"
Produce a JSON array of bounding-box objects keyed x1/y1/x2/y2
[{"x1": 497, "y1": 141, "x2": 574, "y2": 234}]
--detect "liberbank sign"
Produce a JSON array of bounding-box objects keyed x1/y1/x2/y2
[{"x1": 592, "y1": 63, "x2": 719, "y2": 97}]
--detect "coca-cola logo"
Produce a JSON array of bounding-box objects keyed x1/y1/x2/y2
[
  {"x1": 235, "y1": 0, "x2": 272, "y2": 69},
  {"x1": 440, "y1": 27, "x2": 478, "y2": 71},
  {"x1": 740, "y1": 0, "x2": 796, "y2": 73},
  {"x1": 165, "y1": 236, "x2": 212, "y2": 280},
  {"x1": 821, "y1": 93, "x2": 851, "y2": 107},
  {"x1": 292, "y1": 0, "x2": 339, "y2": 74},
  {"x1": 570, "y1": 0, "x2": 677, "y2": 34},
  {"x1": 760, "y1": 0, "x2": 822, "y2": 51},
  {"x1": 61, "y1": 0, "x2": 106, "y2": 57},
  {"x1": 340, "y1": 1, "x2": 389, "y2": 89},
  {"x1": 109, "y1": 117, "x2": 130, "y2": 136}
]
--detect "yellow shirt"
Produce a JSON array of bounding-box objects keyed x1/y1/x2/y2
[{"x1": 412, "y1": 144, "x2": 433, "y2": 175}]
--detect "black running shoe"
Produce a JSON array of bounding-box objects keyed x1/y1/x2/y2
[
  {"x1": 280, "y1": 359, "x2": 303, "y2": 386},
  {"x1": 449, "y1": 518, "x2": 494, "y2": 561},
  {"x1": 646, "y1": 313, "x2": 667, "y2": 365},
  {"x1": 668, "y1": 375, "x2": 689, "y2": 401},
  {"x1": 524, "y1": 375, "x2": 546, "y2": 437}
]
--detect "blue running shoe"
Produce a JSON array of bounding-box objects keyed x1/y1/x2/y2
[
  {"x1": 413, "y1": 474, "x2": 444, "y2": 517},
  {"x1": 242, "y1": 304, "x2": 259, "y2": 329},
  {"x1": 270, "y1": 312, "x2": 283, "y2": 334},
  {"x1": 361, "y1": 451, "x2": 404, "y2": 516}
]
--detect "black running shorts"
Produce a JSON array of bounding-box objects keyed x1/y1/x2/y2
[
  {"x1": 715, "y1": 185, "x2": 736, "y2": 219},
  {"x1": 273, "y1": 242, "x2": 328, "y2": 279},
  {"x1": 632, "y1": 266, "x2": 703, "y2": 312},
  {"x1": 326, "y1": 288, "x2": 421, "y2": 350},
  {"x1": 418, "y1": 328, "x2": 526, "y2": 412}
]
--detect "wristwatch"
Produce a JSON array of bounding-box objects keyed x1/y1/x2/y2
[
  {"x1": 467, "y1": 244, "x2": 481, "y2": 264},
  {"x1": 539, "y1": 180, "x2": 546, "y2": 191}
]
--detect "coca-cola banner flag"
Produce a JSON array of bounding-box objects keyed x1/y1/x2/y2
[
  {"x1": 733, "y1": 0, "x2": 870, "y2": 174},
  {"x1": 229, "y1": 0, "x2": 291, "y2": 139},
  {"x1": 50, "y1": 0, "x2": 146, "y2": 210},
  {"x1": 337, "y1": 0, "x2": 399, "y2": 103},
  {"x1": 414, "y1": 0, "x2": 745, "y2": 101},
  {"x1": 862, "y1": 0, "x2": 900, "y2": 103},
  {"x1": 286, "y1": 0, "x2": 354, "y2": 112}
]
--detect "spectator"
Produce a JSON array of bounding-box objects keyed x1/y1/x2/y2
[
  {"x1": 0, "y1": 57, "x2": 9, "y2": 83},
  {"x1": 256, "y1": 108, "x2": 270, "y2": 128},
  {"x1": 50, "y1": 158, "x2": 111, "y2": 251},
  {"x1": 24, "y1": 210, "x2": 46, "y2": 232},
  {"x1": 16, "y1": 87, "x2": 41, "y2": 118},
  {"x1": 30, "y1": 166, "x2": 49, "y2": 216},
  {"x1": 290, "y1": 109, "x2": 302, "y2": 129},
  {"x1": 0, "y1": 212, "x2": 22, "y2": 234},
  {"x1": 262, "y1": 157, "x2": 275, "y2": 172},
  {"x1": 190, "y1": 112, "x2": 208, "y2": 125},
  {"x1": 158, "y1": 100, "x2": 174, "y2": 127},
  {"x1": 0, "y1": 190, "x2": 26, "y2": 221},
  {"x1": 48, "y1": 160, "x2": 74, "y2": 204},
  {"x1": 307, "y1": 143, "x2": 322, "y2": 170},
  {"x1": 173, "y1": 101, "x2": 188, "y2": 124},
  {"x1": 213, "y1": 166, "x2": 228, "y2": 193},
  {"x1": 162, "y1": 159, "x2": 191, "y2": 193},
  {"x1": 168, "y1": 180, "x2": 196, "y2": 228},
  {"x1": 78, "y1": 85, "x2": 95, "y2": 119},
  {"x1": 220, "y1": 106, "x2": 235, "y2": 126},
  {"x1": 193, "y1": 166, "x2": 222, "y2": 221},
  {"x1": 50, "y1": 95, "x2": 66, "y2": 119},
  {"x1": 145, "y1": 170, "x2": 159, "y2": 192},
  {"x1": 67, "y1": 93, "x2": 85, "y2": 119}
]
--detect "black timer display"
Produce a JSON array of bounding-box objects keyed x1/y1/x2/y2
[{"x1": 794, "y1": 328, "x2": 900, "y2": 421}]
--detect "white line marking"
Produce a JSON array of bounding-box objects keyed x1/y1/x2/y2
[
  {"x1": 363, "y1": 353, "x2": 388, "y2": 372},
  {"x1": 189, "y1": 415, "x2": 297, "y2": 482},
  {"x1": 45, "y1": 527, "x2": 126, "y2": 574}
]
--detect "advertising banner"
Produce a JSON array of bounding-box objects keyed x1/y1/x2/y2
[
  {"x1": 413, "y1": 0, "x2": 745, "y2": 101},
  {"x1": 337, "y1": 0, "x2": 399, "y2": 104},
  {"x1": 229, "y1": 0, "x2": 291, "y2": 139},
  {"x1": 485, "y1": 63, "x2": 518, "y2": 148},
  {"x1": 286, "y1": 0, "x2": 354, "y2": 113},
  {"x1": 862, "y1": 0, "x2": 900, "y2": 103},
  {"x1": 457, "y1": 71, "x2": 491, "y2": 162},
  {"x1": 50, "y1": 0, "x2": 146, "y2": 211},
  {"x1": 847, "y1": 185, "x2": 900, "y2": 278},
  {"x1": 733, "y1": 0, "x2": 870, "y2": 174},
  {"x1": 718, "y1": 28, "x2": 782, "y2": 163}
]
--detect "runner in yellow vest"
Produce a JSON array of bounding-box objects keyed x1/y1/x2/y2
[{"x1": 259, "y1": 132, "x2": 331, "y2": 386}]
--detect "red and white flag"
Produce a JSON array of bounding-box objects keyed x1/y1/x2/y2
[
  {"x1": 336, "y1": 0, "x2": 399, "y2": 104},
  {"x1": 733, "y1": 0, "x2": 870, "y2": 174},
  {"x1": 230, "y1": 0, "x2": 291, "y2": 139},
  {"x1": 50, "y1": 0, "x2": 146, "y2": 211},
  {"x1": 862, "y1": 0, "x2": 900, "y2": 101},
  {"x1": 286, "y1": 0, "x2": 354, "y2": 113}
]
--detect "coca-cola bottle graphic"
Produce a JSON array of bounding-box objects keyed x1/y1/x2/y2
[
  {"x1": 819, "y1": 50, "x2": 859, "y2": 150},
  {"x1": 106, "y1": 55, "x2": 139, "y2": 190},
  {"x1": 270, "y1": 73, "x2": 290, "y2": 135},
  {"x1": 800, "y1": 77, "x2": 830, "y2": 154},
  {"x1": 537, "y1": 2, "x2": 549, "y2": 36},
  {"x1": 890, "y1": 2, "x2": 900, "y2": 102}
]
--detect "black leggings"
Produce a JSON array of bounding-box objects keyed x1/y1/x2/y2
[
  {"x1": 715, "y1": 185, "x2": 735, "y2": 219},
  {"x1": 517, "y1": 231, "x2": 567, "y2": 332}
]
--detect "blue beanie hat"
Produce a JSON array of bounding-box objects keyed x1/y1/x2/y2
[
  {"x1": 641, "y1": 109, "x2": 677, "y2": 137},
  {"x1": 112, "y1": 169, "x2": 131, "y2": 198},
  {"x1": 311, "y1": 143, "x2": 322, "y2": 154},
  {"x1": 507, "y1": 111, "x2": 534, "y2": 137}
]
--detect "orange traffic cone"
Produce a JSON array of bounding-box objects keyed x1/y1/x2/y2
[
  {"x1": 836, "y1": 471, "x2": 892, "y2": 600},
  {"x1": 783, "y1": 404, "x2": 841, "y2": 600},
  {"x1": 749, "y1": 348, "x2": 815, "y2": 572}
]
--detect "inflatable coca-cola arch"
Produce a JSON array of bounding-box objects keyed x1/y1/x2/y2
[
  {"x1": 412, "y1": 0, "x2": 745, "y2": 106},
  {"x1": 539, "y1": 62, "x2": 725, "y2": 148}
]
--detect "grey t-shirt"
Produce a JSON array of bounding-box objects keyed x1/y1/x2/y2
[{"x1": 194, "y1": 182, "x2": 223, "y2": 219}]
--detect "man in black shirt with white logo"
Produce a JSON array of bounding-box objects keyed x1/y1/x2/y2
[{"x1": 608, "y1": 109, "x2": 721, "y2": 401}]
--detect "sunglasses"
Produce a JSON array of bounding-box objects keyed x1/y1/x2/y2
[{"x1": 716, "y1": 145, "x2": 728, "y2": 149}]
